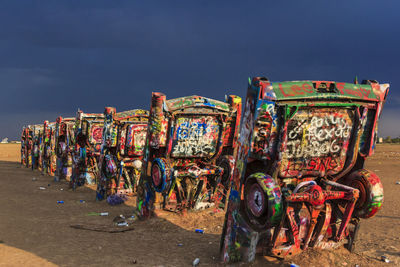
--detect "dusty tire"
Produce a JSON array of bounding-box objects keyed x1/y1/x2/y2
[
  {"x1": 243, "y1": 173, "x2": 282, "y2": 231},
  {"x1": 344, "y1": 169, "x2": 384, "y2": 219},
  {"x1": 217, "y1": 155, "x2": 235, "y2": 189},
  {"x1": 151, "y1": 158, "x2": 171, "y2": 193}
]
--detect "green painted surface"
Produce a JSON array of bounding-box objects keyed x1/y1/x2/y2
[
  {"x1": 166, "y1": 95, "x2": 230, "y2": 111},
  {"x1": 284, "y1": 103, "x2": 361, "y2": 119},
  {"x1": 114, "y1": 109, "x2": 149, "y2": 120},
  {"x1": 272, "y1": 81, "x2": 378, "y2": 101}
]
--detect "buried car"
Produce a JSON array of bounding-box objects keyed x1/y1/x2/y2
[
  {"x1": 55, "y1": 116, "x2": 76, "y2": 181},
  {"x1": 96, "y1": 107, "x2": 149, "y2": 200},
  {"x1": 20, "y1": 127, "x2": 26, "y2": 165},
  {"x1": 41, "y1": 121, "x2": 57, "y2": 176},
  {"x1": 21, "y1": 126, "x2": 33, "y2": 167},
  {"x1": 220, "y1": 77, "x2": 389, "y2": 262},
  {"x1": 137, "y1": 93, "x2": 242, "y2": 217},
  {"x1": 31, "y1": 124, "x2": 44, "y2": 170},
  {"x1": 71, "y1": 110, "x2": 104, "y2": 188}
]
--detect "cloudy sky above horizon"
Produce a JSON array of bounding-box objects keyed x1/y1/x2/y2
[{"x1": 1, "y1": 1, "x2": 399, "y2": 140}]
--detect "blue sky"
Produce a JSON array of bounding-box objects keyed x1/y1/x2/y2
[{"x1": 0, "y1": 1, "x2": 399, "y2": 139}]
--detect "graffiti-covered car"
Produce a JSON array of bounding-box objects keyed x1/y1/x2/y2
[
  {"x1": 21, "y1": 126, "x2": 33, "y2": 167},
  {"x1": 41, "y1": 121, "x2": 57, "y2": 176},
  {"x1": 220, "y1": 77, "x2": 389, "y2": 262},
  {"x1": 55, "y1": 116, "x2": 75, "y2": 181},
  {"x1": 71, "y1": 111, "x2": 104, "y2": 188},
  {"x1": 137, "y1": 93, "x2": 241, "y2": 217},
  {"x1": 20, "y1": 127, "x2": 26, "y2": 165},
  {"x1": 96, "y1": 108, "x2": 149, "y2": 200},
  {"x1": 37, "y1": 125, "x2": 45, "y2": 172},
  {"x1": 31, "y1": 124, "x2": 44, "y2": 170}
]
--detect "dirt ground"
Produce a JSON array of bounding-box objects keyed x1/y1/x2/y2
[{"x1": 0, "y1": 143, "x2": 399, "y2": 266}]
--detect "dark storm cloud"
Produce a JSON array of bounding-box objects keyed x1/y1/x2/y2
[{"x1": 0, "y1": 1, "x2": 399, "y2": 140}]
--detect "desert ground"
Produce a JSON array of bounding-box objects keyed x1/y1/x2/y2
[{"x1": 0, "y1": 143, "x2": 399, "y2": 267}]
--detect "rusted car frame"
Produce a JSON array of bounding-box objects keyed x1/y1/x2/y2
[
  {"x1": 137, "y1": 93, "x2": 241, "y2": 217},
  {"x1": 55, "y1": 116, "x2": 76, "y2": 181},
  {"x1": 220, "y1": 77, "x2": 389, "y2": 262},
  {"x1": 71, "y1": 110, "x2": 104, "y2": 188},
  {"x1": 21, "y1": 126, "x2": 33, "y2": 167},
  {"x1": 31, "y1": 124, "x2": 44, "y2": 170},
  {"x1": 96, "y1": 108, "x2": 149, "y2": 200},
  {"x1": 41, "y1": 121, "x2": 57, "y2": 176}
]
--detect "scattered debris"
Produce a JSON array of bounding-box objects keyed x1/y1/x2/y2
[
  {"x1": 381, "y1": 255, "x2": 390, "y2": 263},
  {"x1": 113, "y1": 214, "x2": 126, "y2": 224},
  {"x1": 129, "y1": 259, "x2": 137, "y2": 264},
  {"x1": 32, "y1": 177, "x2": 37, "y2": 181},
  {"x1": 113, "y1": 215, "x2": 132, "y2": 227},
  {"x1": 195, "y1": 229, "x2": 204, "y2": 234},
  {"x1": 60, "y1": 188, "x2": 64, "y2": 191},
  {"x1": 79, "y1": 200, "x2": 85, "y2": 203},
  {"x1": 395, "y1": 181, "x2": 400, "y2": 185},
  {"x1": 0, "y1": 240, "x2": 4, "y2": 244},
  {"x1": 57, "y1": 201, "x2": 64, "y2": 204},
  {"x1": 192, "y1": 258, "x2": 200, "y2": 266},
  {"x1": 87, "y1": 212, "x2": 109, "y2": 216},
  {"x1": 290, "y1": 263, "x2": 300, "y2": 267},
  {"x1": 127, "y1": 215, "x2": 136, "y2": 222},
  {"x1": 39, "y1": 187, "x2": 46, "y2": 190},
  {"x1": 107, "y1": 194, "x2": 127, "y2": 206},
  {"x1": 177, "y1": 243, "x2": 183, "y2": 247}
]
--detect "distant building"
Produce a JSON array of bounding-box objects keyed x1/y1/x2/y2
[
  {"x1": 378, "y1": 137, "x2": 383, "y2": 143},
  {"x1": 1, "y1": 138, "x2": 8, "y2": 143}
]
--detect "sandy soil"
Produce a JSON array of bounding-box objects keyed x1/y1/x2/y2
[
  {"x1": 0, "y1": 143, "x2": 399, "y2": 266},
  {"x1": 0, "y1": 143, "x2": 21, "y2": 162}
]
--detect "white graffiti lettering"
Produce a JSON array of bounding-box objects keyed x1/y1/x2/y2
[
  {"x1": 286, "y1": 113, "x2": 352, "y2": 159},
  {"x1": 172, "y1": 117, "x2": 219, "y2": 157}
]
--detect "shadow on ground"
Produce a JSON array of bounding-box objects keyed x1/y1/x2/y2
[{"x1": 0, "y1": 161, "x2": 286, "y2": 267}]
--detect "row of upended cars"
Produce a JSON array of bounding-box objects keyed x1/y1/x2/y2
[{"x1": 20, "y1": 77, "x2": 389, "y2": 263}]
